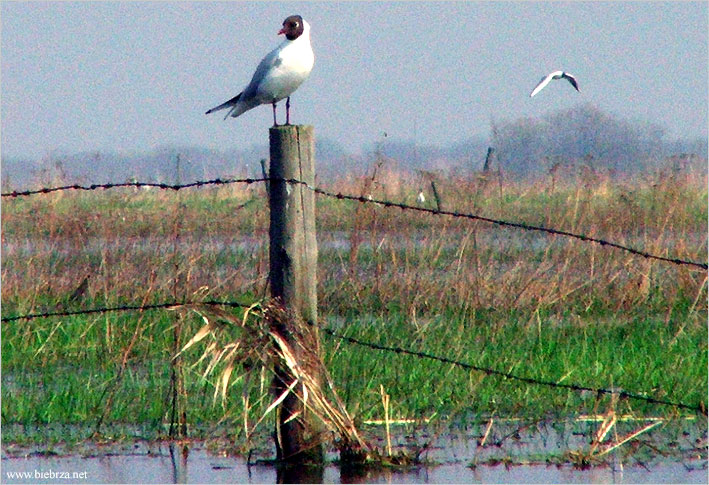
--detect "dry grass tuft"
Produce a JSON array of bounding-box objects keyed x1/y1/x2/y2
[
  {"x1": 175, "y1": 301, "x2": 371, "y2": 460},
  {"x1": 565, "y1": 392, "x2": 665, "y2": 466}
]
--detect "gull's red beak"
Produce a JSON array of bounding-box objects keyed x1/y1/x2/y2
[{"x1": 278, "y1": 27, "x2": 286, "y2": 35}]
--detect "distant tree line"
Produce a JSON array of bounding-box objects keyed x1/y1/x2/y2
[
  {"x1": 2, "y1": 104, "x2": 705, "y2": 190},
  {"x1": 488, "y1": 103, "x2": 706, "y2": 176}
]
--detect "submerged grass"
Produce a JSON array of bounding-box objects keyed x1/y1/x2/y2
[{"x1": 1, "y1": 161, "x2": 707, "y2": 453}]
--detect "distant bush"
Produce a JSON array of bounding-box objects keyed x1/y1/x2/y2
[{"x1": 490, "y1": 103, "x2": 707, "y2": 176}]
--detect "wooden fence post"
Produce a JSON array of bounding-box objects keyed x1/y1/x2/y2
[{"x1": 267, "y1": 124, "x2": 323, "y2": 466}]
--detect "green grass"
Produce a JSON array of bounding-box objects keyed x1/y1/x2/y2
[
  {"x1": 2, "y1": 296, "x2": 705, "y2": 444},
  {"x1": 324, "y1": 305, "x2": 706, "y2": 421}
]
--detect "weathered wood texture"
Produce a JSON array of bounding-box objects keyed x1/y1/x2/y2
[{"x1": 268, "y1": 124, "x2": 323, "y2": 464}]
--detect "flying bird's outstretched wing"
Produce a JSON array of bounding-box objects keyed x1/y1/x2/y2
[
  {"x1": 530, "y1": 70, "x2": 562, "y2": 97},
  {"x1": 561, "y1": 72, "x2": 580, "y2": 92},
  {"x1": 530, "y1": 70, "x2": 579, "y2": 97}
]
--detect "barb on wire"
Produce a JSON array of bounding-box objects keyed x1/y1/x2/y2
[
  {"x1": 3, "y1": 176, "x2": 706, "y2": 270},
  {"x1": 319, "y1": 325, "x2": 705, "y2": 414},
  {"x1": 0, "y1": 177, "x2": 270, "y2": 198},
  {"x1": 0, "y1": 299, "x2": 253, "y2": 323}
]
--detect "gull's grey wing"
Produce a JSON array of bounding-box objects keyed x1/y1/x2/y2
[{"x1": 239, "y1": 45, "x2": 283, "y2": 102}]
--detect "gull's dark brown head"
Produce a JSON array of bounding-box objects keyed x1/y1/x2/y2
[{"x1": 278, "y1": 15, "x2": 305, "y2": 40}]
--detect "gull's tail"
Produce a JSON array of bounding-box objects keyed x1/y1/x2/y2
[{"x1": 205, "y1": 92, "x2": 242, "y2": 118}]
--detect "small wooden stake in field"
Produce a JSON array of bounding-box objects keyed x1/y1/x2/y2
[{"x1": 267, "y1": 124, "x2": 323, "y2": 465}]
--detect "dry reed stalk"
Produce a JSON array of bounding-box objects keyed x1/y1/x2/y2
[
  {"x1": 363, "y1": 418, "x2": 413, "y2": 425},
  {"x1": 348, "y1": 160, "x2": 383, "y2": 276},
  {"x1": 176, "y1": 302, "x2": 371, "y2": 458},
  {"x1": 576, "y1": 415, "x2": 665, "y2": 422},
  {"x1": 269, "y1": 325, "x2": 369, "y2": 453},
  {"x1": 478, "y1": 417, "x2": 494, "y2": 447},
  {"x1": 380, "y1": 385, "x2": 392, "y2": 456},
  {"x1": 594, "y1": 420, "x2": 663, "y2": 458},
  {"x1": 588, "y1": 410, "x2": 617, "y2": 455}
]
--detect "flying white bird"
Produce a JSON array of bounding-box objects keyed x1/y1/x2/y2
[
  {"x1": 417, "y1": 191, "x2": 426, "y2": 204},
  {"x1": 206, "y1": 15, "x2": 314, "y2": 126},
  {"x1": 529, "y1": 71, "x2": 580, "y2": 97}
]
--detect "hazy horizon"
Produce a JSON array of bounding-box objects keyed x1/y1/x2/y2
[{"x1": 2, "y1": 2, "x2": 707, "y2": 161}]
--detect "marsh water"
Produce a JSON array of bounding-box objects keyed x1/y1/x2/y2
[
  {"x1": 3, "y1": 421, "x2": 706, "y2": 484},
  {"x1": 2, "y1": 449, "x2": 706, "y2": 484}
]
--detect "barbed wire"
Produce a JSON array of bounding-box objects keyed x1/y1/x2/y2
[
  {"x1": 3, "y1": 177, "x2": 706, "y2": 269},
  {"x1": 2, "y1": 299, "x2": 704, "y2": 414},
  {"x1": 0, "y1": 299, "x2": 252, "y2": 323},
  {"x1": 305, "y1": 184, "x2": 708, "y2": 271},
  {"x1": 0, "y1": 177, "x2": 269, "y2": 197},
  {"x1": 319, "y1": 326, "x2": 705, "y2": 414}
]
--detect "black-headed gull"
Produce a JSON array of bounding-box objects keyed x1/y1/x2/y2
[
  {"x1": 206, "y1": 15, "x2": 314, "y2": 126},
  {"x1": 529, "y1": 71, "x2": 580, "y2": 97}
]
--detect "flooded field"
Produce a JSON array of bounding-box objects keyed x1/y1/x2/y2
[
  {"x1": 3, "y1": 171, "x2": 706, "y2": 484},
  {"x1": 3, "y1": 420, "x2": 706, "y2": 484},
  {"x1": 3, "y1": 449, "x2": 707, "y2": 484}
]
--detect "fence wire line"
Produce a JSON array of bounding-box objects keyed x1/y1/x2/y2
[
  {"x1": 2, "y1": 177, "x2": 707, "y2": 270},
  {"x1": 305, "y1": 184, "x2": 708, "y2": 271},
  {"x1": 0, "y1": 177, "x2": 268, "y2": 197},
  {"x1": 1, "y1": 300, "x2": 703, "y2": 414},
  {"x1": 319, "y1": 326, "x2": 704, "y2": 414},
  {"x1": 0, "y1": 299, "x2": 251, "y2": 323}
]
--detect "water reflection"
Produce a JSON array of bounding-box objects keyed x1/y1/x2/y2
[
  {"x1": 276, "y1": 463, "x2": 324, "y2": 484},
  {"x1": 3, "y1": 421, "x2": 707, "y2": 484},
  {"x1": 2, "y1": 448, "x2": 706, "y2": 484},
  {"x1": 168, "y1": 443, "x2": 188, "y2": 484}
]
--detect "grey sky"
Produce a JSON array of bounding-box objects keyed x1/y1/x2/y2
[{"x1": 1, "y1": 1, "x2": 707, "y2": 160}]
